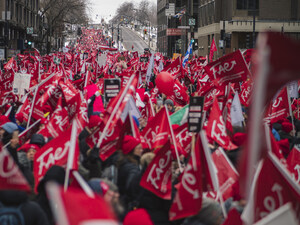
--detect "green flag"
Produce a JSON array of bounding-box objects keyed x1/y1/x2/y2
[{"x1": 170, "y1": 104, "x2": 189, "y2": 125}]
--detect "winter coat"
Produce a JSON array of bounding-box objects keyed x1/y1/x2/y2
[
  {"x1": 0, "y1": 190, "x2": 50, "y2": 225},
  {"x1": 117, "y1": 155, "x2": 141, "y2": 210}
]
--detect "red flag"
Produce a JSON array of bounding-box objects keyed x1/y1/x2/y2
[
  {"x1": 242, "y1": 153, "x2": 300, "y2": 224},
  {"x1": 0, "y1": 146, "x2": 31, "y2": 192},
  {"x1": 266, "y1": 87, "x2": 289, "y2": 124},
  {"x1": 206, "y1": 98, "x2": 237, "y2": 150},
  {"x1": 33, "y1": 126, "x2": 79, "y2": 191},
  {"x1": 140, "y1": 141, "x2": 172, "y2": 199},
  {"x1": 169, "y1": 79, "x2": 190, "y2": 106},
  {"x1": 46, "y1": 183, "x2": 118, "y2": 225},
  {"x1": 239, "y1": 79, "x2": 253, "y2": 107},
  {"x1": 204, "y1": 50, "x2": 249, "y2": 86},
  {"x1": 161, "y1": 57, "x2": 182, "y2": 79},
  {"x1": 286, "y1": 146, "x2": 300, "y2": 184},
  {"x1": 211, "y1": 148, "x2": 239, "y2": 201},
  {"x1": 169, "y1": 135, "x2": 203, "y2": 221},
  {"x1": 241, "y1": 33, "x2": 300, "y2": 199},
  {"x1": 174, "y1": 123, "x2": 192, "y2": 156},
  {"x1": 141, "y1": 107, "x2": 170, "y2": 151},
  {"x1": 209, "y1": 38, "x2": 217, "y2": 61},
  {"x1": 222, "y1": 208, "x2": 243, "y2": 225}
]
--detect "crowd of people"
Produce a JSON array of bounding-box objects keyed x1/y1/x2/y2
[{"x1": 0, "y1": 27, "x2": 299, "y2": 225}]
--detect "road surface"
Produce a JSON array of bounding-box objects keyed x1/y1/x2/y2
[{"x1": 120, "y1": 27, "x2": 148, "y2": 54}]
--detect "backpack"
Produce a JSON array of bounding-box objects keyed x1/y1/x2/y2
[{"x1": 0, "y1": 202, "x2": 25, "y2": 225}]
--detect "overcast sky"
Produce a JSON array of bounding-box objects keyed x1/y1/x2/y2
[{"x1": 89, "y1": 0, "x2": 156, "y2": 23}]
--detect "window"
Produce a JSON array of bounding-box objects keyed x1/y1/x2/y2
[{"x1": 237, "y1": 0, "x2": 259, "y2": 10}]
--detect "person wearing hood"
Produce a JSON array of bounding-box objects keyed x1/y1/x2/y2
[
  {"x1": 117, "y1": 135, "x2": 143, "y2": 212},
  {"x1": 0, "y1": 190, "x2": 50, "y2": 225},
  {"x1": 0, "y1": 122, "x2": 20, "y2": 164}
]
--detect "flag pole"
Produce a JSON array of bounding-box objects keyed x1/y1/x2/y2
[
  {"x1": 64, "y1": 120, "x2": 77, "y2": 191},
  {"x1": 96, "y1": 74, "x2": 136, "y2": 148},
  {"x1": 165, "y1": 105, "x2": 184, "y2": 172},
  {"x1": 26, "y1": 87, "x2": 38, "y2": 128},
  {"x1": 287, "y1": 88, "x2": 296, "y2": 137}
]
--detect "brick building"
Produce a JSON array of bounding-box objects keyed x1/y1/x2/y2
[{"x1": 0, "y1": 0, "x2": 40, "y2": 59}]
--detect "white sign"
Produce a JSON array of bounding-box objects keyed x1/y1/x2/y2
[
  {"x1": 165, "y1": 3, "x2": 175, "y2": 16},
  {"x1": 13, "y1": 73, "x2": 31, "y2": 95},
  {"x1": 178, "y1": 26, "x2": 190, "y2": 29},
  {"x1": 0, "y1": 49, "x2": 4, "y2": 60},
  {"x1": 97, "y1": 53, "x2": 107, "y2": 67}
]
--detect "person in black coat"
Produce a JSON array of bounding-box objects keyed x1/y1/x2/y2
[
  {"x1": 0, "y1": 190, "x2": 50, "y2": 225},
  {"x1": 35, "y1": 165, "x2": 66, "y2": 225},
  {"x1": 117, "y1": 135, "x2": 143, "y2": 213}
]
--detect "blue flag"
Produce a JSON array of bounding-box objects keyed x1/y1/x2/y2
[{"x1": 182, "y1": 39, "x2": 194, "y2": 68}]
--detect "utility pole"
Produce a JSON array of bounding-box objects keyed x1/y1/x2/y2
[
  {"x1": 5, "y1": 0, "x2": 8, "y2": 61},
  {"x1": 252, "y1": 0, "x2": 256, "y2": 48}
]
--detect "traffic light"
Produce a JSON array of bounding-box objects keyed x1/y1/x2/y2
[
  {"x1": 144, "y1": 29, "x2": 147, "y2": 35},
  {"x1": 193, "y1": 39, "x2": 198, "y2": 50}
]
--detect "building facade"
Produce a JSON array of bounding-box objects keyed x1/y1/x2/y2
[
  {"x1": 157, "y1": 0, "x2": 300, "y2": 59},
  {"x1": 0, "y1": 0, "x2": 40, "y2": 59}
]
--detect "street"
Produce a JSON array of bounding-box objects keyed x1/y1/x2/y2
[{"x1": 121, "y1": 27, "x2": 149, "y2": 53}]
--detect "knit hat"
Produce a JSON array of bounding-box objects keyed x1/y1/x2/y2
[
  {"x1": 87, "y1": 179, "x2": 110, "y2": 196},
  {"x1": 277, "y1": 139, "x2": 290, "y2": 155},
  {"x1": 15, "y1": 113, "x2": 24, "y2": 123},
  {"x1": 1, "y1": 122, "x2": 18, "y2": 134},
  {"x1": 164, "y1": 99, "x2": 174, "y2": 106},
  {"x1": 122, "y1": 135, "x2": 140, "y2": 154},
  {"x1": 232, "y1": 132, "x2": 247, "y2": 146},
  {"x1": 88, "y1": 115, "x2": 102, "y2": 129},
  {"x1": 18, "y1": 143, "x2": 40, "y2": 153},
  {"x1": 30, "y1": 134, "x2": 46, "y2": 147},
  {"x1": 281, "y1": 122, "x2": 293, "y2": 133},
  {"x1": 0, "y1": 115, "x2": 10, "y2": 127},
  {"x1": 123, "y1": 208, "x2": 154, "y2": 225}
]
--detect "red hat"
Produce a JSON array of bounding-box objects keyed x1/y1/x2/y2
[
  {"x1": 0, "y1": 115, "x2": 10, "y2": 127},
  {"x1": 100, "y1": 181, "x2": 109, "y2": 196},
  {"x1": 143, "y1": 94, "x2": 150, "y2": 103},
  {"x1": 18, "y1": 143, "x2": 40, "y2": 153},
  {"x1": 122, "y1": 135, "x2": 140, "y2": 154},
  {"x1": 88, "y1": 115, "x2": 102, "y2": 129},
  {"x1": 232, "y1": 132, "x2": 247, "y2": 146},
  {"x1": 123, "y1": 208, "x2": 154, "y2": 225},
  {"x1": 151, "y1": 98, "x2": 157, "y2": 104},
  {"x1": 40, "y1": 118, "x2": 48, "y2": 125},
  {"x1": 15, "y1": 113, "x2": 24, "y2": 123},
  {"x1": 42, "y1": 104, "x2": 52, "y2": 113},
  {"x1": 277, "y1": 139, "x2": 290, "y2": 155},
  {"x1": 281, "y1": 122, "x2": 293, "y2": 133},
  {"x1": 148, "y1": 82, "x2": 154, "y2": 89}
]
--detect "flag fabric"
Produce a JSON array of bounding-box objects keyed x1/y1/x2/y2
[
  {"x1": 209, "y1": 38, "x2": 217, "y2": 62},
  {"x1": 46, "y1": 183, "x2": 118, "y2": 225},
  {"x1": 286, "y1": 146, "x2": 300, "y2": 184},
  {"x1": 0, "y1": 146, "x2": 31, "y2": 192},
  {"x1": 241, "y1": 152, "x2": 300, "y2": 224},
  {"x1": 33, "y1": 126, "x2": 79, "y2": 191},
  {"x1": 182, "y1": 40, "x2": 194, "y2": 68},
  {"x1": 170, "y1": 104, "x2": 189, "y2": 125},
  {"x1": 230, "y1": 91, "x2": 244, "y2": 127},
  {"x1": 169, "y1": 135, "x2": 203, "y2": 221},
  {"x1": 204, "y1": 50, "x2": 249, "y2": 86},
  {"x1": 141, "y1": 107, "x2": 171, "y2": 151},
  {"x1": 240, "y1": 32, "x2": 300, "y2": 199},
  {"x1": 140, "y1": 141, "x2": 172, "y2": 199},
  {"x1": 206, "y1": 98, "x2": 237, "y2": 150}
]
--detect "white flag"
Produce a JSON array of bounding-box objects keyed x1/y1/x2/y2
[{"x1": 231, "y1": 91, "x2": 244, "y2": 127}]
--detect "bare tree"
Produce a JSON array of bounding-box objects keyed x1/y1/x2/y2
[{"x1": 39, "y1": 0, "x2": 90, "y2": 53}]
